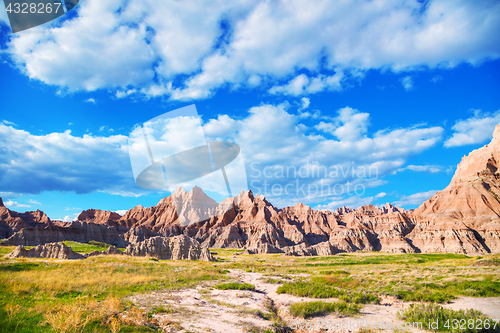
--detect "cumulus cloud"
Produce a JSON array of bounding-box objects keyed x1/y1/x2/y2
[
  {"x1": 401, "y1": 76, "x2": 414, "y2": 91},
  {"x1": 62, "y1": 215, "x2": 78, "y2": 222},
  {"x1": 316, "y1": 191, "x2": 389, "y2": 211},
  {"x1": 394, "y1": 190, "x2": 438, "y2": 207},
  {"x1": 444, "y1": 110, "x2": 500, "y2": 147},
  {"x1": 114, "y1": 210, "x2": 128, "y2": 216},
  {"x1": 0, "y1": 103, "x2": 443, "y2": 209},
  {"x1": 85, "y1": 98, "x2": 96, "y2": 103},
  {"x1": 0, "y1": 123, "x2": 136, "y2": 196},
  {"x1": 299, "y1": 97, "x2": 310, "y2": 111},
  {"x1": 204, "y1": 104, "x2": 443, "y2": 207},
  {"x1": 5, "y1": 0, "x2": 500, "y2": 99},
  {"x1": 431, "y1": 75, "x2": 443, "y2": 83},
  {"x1": 269, "y1": 72, "x2": 344, "y2": 96},
  {"x1": 399, "y1": 164, "x2": 443, "y2": 173},
  {"x1": 4, "y1": 200, "x2": 30, "y2": 208}
]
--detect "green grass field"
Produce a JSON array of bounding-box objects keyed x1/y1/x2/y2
[{"x1": 0, "y1": 244, "x2": 499, "y2": 332}]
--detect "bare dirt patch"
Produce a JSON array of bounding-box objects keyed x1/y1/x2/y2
[{"x1": 126, "y1": 270, "x2": 500, "y2": 333}]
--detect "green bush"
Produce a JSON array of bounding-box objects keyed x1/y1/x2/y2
[
  {"x1": 215, "y1": 282, "x2": 256, "y2": 291},
  {"x1": 290, "y1": 301, "x2": 360, "y2": 318},
  {"x1": 398, "y1": 303, "x2": 500, "y2": 333},
  {"x1": 277, "y1": 281, "x2": 379, "y2": 304},
  {"x1": 395, "y1": 289, "x2": 454, "y2": 303},
  {"x1": 277, "y1": 281, "x2": 342, "y2": 298}
]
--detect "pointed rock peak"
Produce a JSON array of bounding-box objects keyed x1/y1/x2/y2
[
  {"x1": 237, "y1": 190, "x2": 254, "y2": 201},
  {"x1": 173, "y1": 187, "x2": 186, "y2": 196},
  {"x1": 188, "y1": 186, "x2": 215, "y2": 203},
  {"x1": 293, "y1": 202, "x2": 312, "y2": 211}
]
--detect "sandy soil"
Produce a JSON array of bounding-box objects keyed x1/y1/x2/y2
[{"x1": 126, "y1": 270, "x2": 500, "y2": 333}]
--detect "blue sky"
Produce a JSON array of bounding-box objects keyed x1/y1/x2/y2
[{"x1": 0, "y1": 0, "x2": 499, "y2": 221}]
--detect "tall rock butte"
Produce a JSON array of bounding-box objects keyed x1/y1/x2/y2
[{"x1": 411, "y1": 124, "x2": 500, "y2": 253}]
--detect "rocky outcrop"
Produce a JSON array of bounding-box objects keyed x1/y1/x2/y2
[
  {"x1": 124, "y1": 235, "x2": 214, "y2": 261},
  {"x1": 1, "y1": 222, "x2": 127, "y2": 248},
  {"x1": 77, "y1": 209, "x2": 123, "y2": 227},
  {"x1": 7, "y1": 242, "x2": 84, "y2": 259},
  {"x1": 409, "y1": 124, "x2": 500, "y2": 254},
  {"x1": 86, "y1": 245, "x2": 124, "y2": 257},
  {"x1": 0, "y1": 199, "x2": 52, "y2": 239},
  {"x1": 2, "y1": 125, "x2": 499, "y2": 256}
]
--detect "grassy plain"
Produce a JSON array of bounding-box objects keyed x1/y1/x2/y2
[{"x1": 0, "y1": 244, "x2": 499, "y2": 332}]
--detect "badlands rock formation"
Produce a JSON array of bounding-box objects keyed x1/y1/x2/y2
[
  {"x1": 7, "y1": 242, "x2": 84, "y2": 259},
  {"x1": 1, "y1": 124, "x2": 500, "y2": 256},
  {"x1": 1, "y1": 221, "x2": 128, "y2": 248},
  {"x1": 124, "y1": 235, "x2": 214, "y2": 261},
  {"x1": 77, "y1": 209, "x2": 123, "y2": 227},
  {"x1": 410, "y1": 124, "x2": 500, "y2": 254},
  {"x1": 0, "y1": 197, "x2": 52, "y2": 239}
]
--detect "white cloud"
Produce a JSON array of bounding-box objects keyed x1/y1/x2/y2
[
  {"x1": 85, "y1": 98, "x2": 96, "y2": 103},
  {"x1": 4, "y1": 200, "x2": 31, "y2": 208},
  {"x1": 269, "y1": 72, "x2": 344, "y2": 96},
  {"x1": 0, "y1": 103, "x2": 443, "y2": 207},
  {"x1": 5, "y1": 0, "x2": 500, "y2": 99},
  {"x1": 431, "y1": 75, "x2": 443, "y2": 83},
  {"x1": 62, "y1": 215, "x2": 78, "y2": 222},
  {"x1": 394, "y1": 190, "x2": 438, "y2": 208},
  {"x1": 2, "y1": 120, "x2": 16, "y2": 126},
  {"x1": 114, "y1": 210, "x2": 128, "y2": 216},
  {"x1": 315, "y1": 107, "x2": 370, "y2": 141},
  {"x1": 401, "y1": 76, "x2": 414, "y2": 91},
  {"x1": 316, "y1": 191, "x2": 389, "y2": 211},
  {"x1": 299, "y1": 97, "x2": 310, "y2": 111},
  {"x1": 204, "y1": 104, "x2": 443, "y2": 207},
  {"x1": 28, "y1": 199, "x2": 41, "y2": 205},
  {"x1": 0, "y1": 123, "x2": 137, "y2": 196},
  {"x1": 445, "y1": 110, "x2": 500, "y2": 147},
  {"x1": 399, "y1": 164, "x2": 443, "y2": 173}
]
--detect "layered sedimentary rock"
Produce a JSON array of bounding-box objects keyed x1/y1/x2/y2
[
  {"x1": 2, "y1": 222, "x2": 127, "y2": 247},
  {"x1": 86, "y1": 245, "x2": 124, "y2": 257},
  {"x1": 77, "y1": 209, "x2": 123, "y2": 227},
  {"x1": 124, "y1": 235, "x2": 214, "y2": 261},
  {"x1": 2, "y1": 125, "x2": 500, "y2": 256},
  {"x1": 0, "y1": 198, "x2": 52, "y2": 239},
  {"x1": 7, "y1": 242, "x2": 84, "y2": 259},
  {"x1": 409, "y1": 124, "x2": 500, "y2": 254}
]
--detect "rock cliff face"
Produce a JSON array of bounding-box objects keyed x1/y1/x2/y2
[
  {"x1": 124, "y1": 235, "x2": 214, "y2": 261},
  {"x1": 2, "y1": 124, "x2": 500, "y2": 256},
  {"x1": 7, "y1": 242, "x2": 84, "y2": 259},
  {"x1": 0, "y1": 198, "x2": 52, "y2": 239},
  {"x1": 77, "y1": 209, "x2": 123, "y2": 227},
  {"x1": 1, "y1": 222, "x2": 128, "y2": 248},
  {"x1": 410, "y1": 124, "x2": 500, "y2": 254}
]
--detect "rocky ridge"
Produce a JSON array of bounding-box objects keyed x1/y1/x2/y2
[
  {"x1": 2, "y1": 124, "x2": 500, "y2": 256},
  {"x1": 7, "y1": 242, "x2": 84, "y2": 259}
]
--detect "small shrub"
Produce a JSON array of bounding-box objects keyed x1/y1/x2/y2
[
  {"x1": 215, "y1": 282, "x2": 256, "y2": 291},
  {"x1": 398, "y1": 303, "x2": 500, "y2": 333},
  {"x1": 277, "y1": 281, "x2": 341, "y2": 298},
  {"x1": 395, "y1": 289, "x2": 454, "y2": 303},
  {"x1": 340, "y1": 292, "x2": 380, "y2": 304},
  {"x1": 290, "y1": 301, "x2": 360, "y2": 318},
  {"x1": 321, "y1": 269, "x2": 350, "y2": 275}
]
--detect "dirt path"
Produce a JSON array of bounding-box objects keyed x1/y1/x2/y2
[{"x1": 127, "y1": 270, "x2": 500, "y2": 333}]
